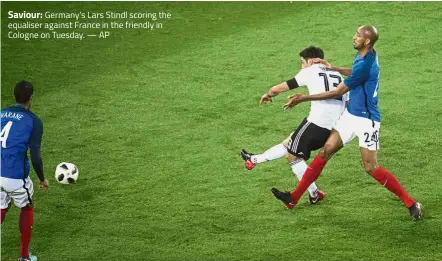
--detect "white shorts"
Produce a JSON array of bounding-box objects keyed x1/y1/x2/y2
[
  {"x1": 334, "y1": 109, "x2": 381, "y2": 151},
  {"x1": 0, "y1": 177, "x2": 34, "y2": 209}
]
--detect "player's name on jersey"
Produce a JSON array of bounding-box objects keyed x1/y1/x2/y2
[{"x1": 1, "y1": 112, "x2": 24, "y2": 120}]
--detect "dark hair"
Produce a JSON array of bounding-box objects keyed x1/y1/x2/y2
[
  {"x1": 14, "y1": 80, "x2": 34, "y2": 103},
  {"x1": 299, "y1": 46, "x2": 324, "y2": 60}
]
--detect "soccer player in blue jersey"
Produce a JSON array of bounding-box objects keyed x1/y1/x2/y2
[
  {"x1": 1, "y1": 80, "x2": 48, "y2": 261},
  {"x1": 271, "y1": 25, "x2": 423, "y2": 220}
]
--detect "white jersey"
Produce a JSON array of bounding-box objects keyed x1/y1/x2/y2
[{"x1": 294, "y1": 64, "x2": 349, "y2": 130}]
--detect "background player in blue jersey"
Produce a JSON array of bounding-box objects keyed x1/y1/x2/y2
[
  {"x1": 270, "y1": 25, "x2": 423, "y2": 220},
  {"x1": 1, "y1": 81, "x2": 48, "y2": 261}
]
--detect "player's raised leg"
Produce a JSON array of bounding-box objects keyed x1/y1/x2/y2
[
  {"x1": 240, "y1": 143, "x2": 287, "y2": 170},
  {"x1": 360, "y1": 148, "x2": 422, "y2": 220}
]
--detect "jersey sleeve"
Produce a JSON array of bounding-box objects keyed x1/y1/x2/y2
[
  {"x1": 28, "y1": 116, "x2": 43, "y2": 148},
  {"x1": 343, "y1": 61, "x2": 370, "y2": 89},
  {"x1": 294, "y1": 68, "x2": 309, "y2": 87}
]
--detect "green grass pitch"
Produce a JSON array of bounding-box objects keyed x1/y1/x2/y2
[{"x1": 1, "y1": 2, "x2": 442, "y2": 261}]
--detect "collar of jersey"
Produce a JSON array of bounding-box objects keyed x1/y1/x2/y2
[
  {"x1": 14, "y1": 103, "x2": 26, "y2": 108},
  {"x1": 356, "y1": 49, "x2": 376, "y2": 60}
]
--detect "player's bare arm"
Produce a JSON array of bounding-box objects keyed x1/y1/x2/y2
[
  {"x1": 311, "y1": 58, "x2": 352, "y2": 76},
  {"x1": 283, "y1": 82, "x2": 349, "y2": 110},
  {"x1": 329, "y1": 66, "x2": 352, "y2": 77},
  {"x1": 260, "y1": 82, "x2": 290, "y2": 104}
]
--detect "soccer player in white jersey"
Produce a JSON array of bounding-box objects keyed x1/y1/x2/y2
[
  {"x1": 271, "y1": 25, "x2": 422, "y2": 221},
  {"x1": 241, "y1": 46, "x2": 348, "y2": 205}
]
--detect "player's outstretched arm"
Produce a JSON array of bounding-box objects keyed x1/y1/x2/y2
[
  {"x1": 260, "y1": 82, "x2": 290, "y2": 104},
  {"x1": 283, "y1": 82, "x2": 350, "y2": 110},
  {"x1": 311, "y1": 58, "x2": 352, "y2": 76},
  {"x1": 330, "y1": 66, "x2": 352, "y2": 77}
]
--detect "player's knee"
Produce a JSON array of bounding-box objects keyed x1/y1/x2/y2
[
  {"x1": 317, "y1": 147, "x2": 326, "y2": 159},
  {"x1": 286, "y1": 153, "x2": 296, "y2": 162},
  {"x1": 319, "y1": 143, "x2": 334, "y2": 159},
  {"x1": 362, "y1": 161, "x2": 376, "y2": 175}
]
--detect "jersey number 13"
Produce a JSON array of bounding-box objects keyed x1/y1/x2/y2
[{"x1": 318, "y1": 73, "x2": 343, "y2": 100}]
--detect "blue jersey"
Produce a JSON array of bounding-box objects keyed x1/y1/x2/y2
[
  {"x1": 1, "y1": 105, "x2": 43, "y2": 179},
  {"x1": 344, "y1": 49, "x2": 381, "y2": 122}
]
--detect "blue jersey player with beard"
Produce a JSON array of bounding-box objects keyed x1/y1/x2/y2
[{"x1": 270, "y1": 25, "x2": 422, "y2": 221}]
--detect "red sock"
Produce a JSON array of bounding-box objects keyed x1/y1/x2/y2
[
  {"x1": 290, "y1": 156, "x2": 327, "y2": 204},
  {"x1": 1, "y1": 209, "x2": 7, "y2": 224},
  {"x1": 372, "y1": 167, "x2": 416, "y2": 208},
  {"x1": 20, "y1": 207, "x2": 34, "y2": 258}
]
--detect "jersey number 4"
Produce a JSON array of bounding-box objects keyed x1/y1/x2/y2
[
  {"x1": 0, "y1": 121, "x2": 13, "y2": 148},
  {"x1": 318, "y1": 73, "x2": 343, "y2": 100}
]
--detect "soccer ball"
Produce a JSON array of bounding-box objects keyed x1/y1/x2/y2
[{"x1": 55, "y1": 162, "x2": 79, "y2": 184}]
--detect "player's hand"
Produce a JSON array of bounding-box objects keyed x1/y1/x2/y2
[
  {"x1": 38, "y1": 179, "x2": 49, "y2": 191},
  {"x1": 283, "y1": 94, "x2": 304, "y2": 110},
  {"x1": 260, "y1": 93, "x2": 273, "y2": 104},
  {"x1": 311, "y1": 58, "x2": 331, "y2": 68}
]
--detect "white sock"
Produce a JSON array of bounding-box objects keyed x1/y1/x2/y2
[
  {"x1": 250, "y1": 143, "x2": 287, "y2": 164},
  {"x1": 290, "y1": 158, "x2": 319, "y2": 197}
]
